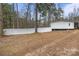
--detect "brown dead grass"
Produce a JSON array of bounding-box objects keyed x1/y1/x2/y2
[{"x1": 0, "y1": 30, "x2": 79, "y2": 56}]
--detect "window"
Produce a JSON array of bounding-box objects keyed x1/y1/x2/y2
[{"x1": 69, "y1": 23, "x2": 70, "y2": 26}]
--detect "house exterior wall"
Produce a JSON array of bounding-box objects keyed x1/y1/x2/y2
[
  {"x1": 3, "y1": 27, "x2": 51, "y2": 35},
  {"x1": 3, "y1": 21, "x2": 75, "y2": 35},
  {"x1": 50, "y1": 21, "x2": 74, "y2": 29}
]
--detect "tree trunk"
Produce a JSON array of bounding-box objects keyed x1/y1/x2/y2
[
  {"x1": 12, "y1": 3, "x2": 15, "y2": 28},
  {"x1": 16, "y1": 3, "x2": 19, "y2": 28},
  {"x1": 26, "y1": 3, "x2": 30, "y2": 28},
  {"x1": 35, "y1": 4, "x2": 38, "y2": 33},
  {"x1": 0, "y1": 4, "x2": 3, "y2": 36},
  {"x1": 48, "y1": 11, "x2": 51, "y2": 26},
  {"x1": 39, "y1": 14, "x2": 41, "y2": 27}
]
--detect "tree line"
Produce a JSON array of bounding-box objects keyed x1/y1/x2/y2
[{"x1": 0, "y1": 3, "x2": 63, "y2": 36}]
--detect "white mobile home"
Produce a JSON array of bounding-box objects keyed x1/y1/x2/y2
[
  {"x1": 3, "y1": 27, "x2": 52, "y2": 35},
  {"x1": 3, "y1": 21, "x2": 75, "y2": 35},
  {"x1": 50, "y1": 21, "x2": 74, "y2": 30}
]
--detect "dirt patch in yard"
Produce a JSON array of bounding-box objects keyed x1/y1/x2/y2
[{"x1": 0, "y1": 30, "x2": 79, "y2": 56}]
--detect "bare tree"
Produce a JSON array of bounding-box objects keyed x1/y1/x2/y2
[
  {"x1": 0, "y1": 3, "x2": 3, "y2": 36},
  {"x1": 35, "y1": 4, "x2": 38, "y2": 32},
  {"x1": 16, "y1": 3, "x2": 19, "y2": 28},
  {"x1": 12, "y1": 3, "x2": 15, "y2": 28}
]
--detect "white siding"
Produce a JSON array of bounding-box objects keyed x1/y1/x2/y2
[
  {"x1": 3, "y1": 27, "x2": 51, "y2": 35},
  {"x1": 38, "y1": 27, "x2": 51, "y2": 32},
  {"x1": 50, "y1": 22, "x2": 74, "y2": 29},
  {"x1": 3, "y1": 28, "x2": 35, "y2": 35},
  {"x1": 3, "y1": 21, "x2": 75, "y2": 35}
]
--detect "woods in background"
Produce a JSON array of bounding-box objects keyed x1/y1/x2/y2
[{"x1": 0, "y1": 3, "x2": 63, "y2": 35}]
